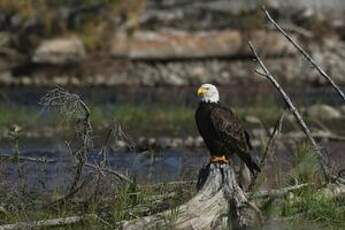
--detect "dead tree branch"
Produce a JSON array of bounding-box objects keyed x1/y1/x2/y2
[
  {"x1": 249, "y1": 112, "x2": 285, "y2": 191},
  {"x1": 262, "y1": 6, "x2": 345, "y2": 102},
  {"x1": 248, "y1": 42, "x2": 341, "y2": 184},
  {"x1": 0, "y1": 214, "x2": 97, "y2": 230},
  {"x1": 0, "y1": 154, "x2": 56, "y2": 163}
]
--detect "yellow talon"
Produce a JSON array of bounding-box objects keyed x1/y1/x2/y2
[{"x1": 210, "y1": 155, "x2": 229, "y2": 164}]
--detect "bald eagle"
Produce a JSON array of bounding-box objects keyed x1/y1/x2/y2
[{"x1": 195, "y1": 83, "x2": 260, "y2": 174}]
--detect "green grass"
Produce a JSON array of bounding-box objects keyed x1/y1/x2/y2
[
  {"x1": 0, "y1": 178, "x2": 195, "y2": 229},
  {"x1": 289, "y1": 143, "x2": 321, "y2": 185},
  {"x1": 258, "y1": 143, "x2": 345, "y2": 230},
  {"x1": 281, "y1": 187, "x2": 345, "y2": 229},
  {"x1": 0, "y1": 102, "x2": 286, "y2": 138},
  {"x1": 0, "y1": 106, "x2": 51, "y2": 127},
  {"x1": 1, "y1": 135, "x2": 344, "y2": 229}
]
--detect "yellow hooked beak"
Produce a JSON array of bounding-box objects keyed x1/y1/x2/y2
[{"x1": 197, "y1": 87, "x2": 207, "y2": 97}]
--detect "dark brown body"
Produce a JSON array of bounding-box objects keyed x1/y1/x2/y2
[{"x1": 195, "y1": 102, "x2": 260, "y2": 174}]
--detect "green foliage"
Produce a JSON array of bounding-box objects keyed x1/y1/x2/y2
[
  {"x1": 281, "y1": 187, "x2": 345, "y2": 229},
  {"x1": 0, "y1": 106, "x2": 46, "y2": 127},
  {"x1": 112, "y1": 181, "x2": 139, "y2": 222},
  {"x1": 0, "y1": 102, "x2": 323, "y2": 138},
  {"x1": 92, "y1": 103, "x2": 196, "y2": 137}
]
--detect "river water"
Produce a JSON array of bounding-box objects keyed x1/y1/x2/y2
[{"x1": 0, "y1": 85, "x2": 344, "y2": 192}]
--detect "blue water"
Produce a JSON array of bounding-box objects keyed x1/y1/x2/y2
[{"x1": 0, "y1": 139, "x2": 208, "y2": 193}]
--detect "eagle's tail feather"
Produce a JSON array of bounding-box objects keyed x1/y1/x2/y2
[{"x1": 238, "y1": 152, "x2": 261, "y2": 175}]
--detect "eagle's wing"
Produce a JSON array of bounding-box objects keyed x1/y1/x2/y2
[
  {"x1": 210, "y1": 106, "x2": 260, "y2": 173},
  {"x1": 209, "y1": 106, "x2": 250, "y2": 153}
]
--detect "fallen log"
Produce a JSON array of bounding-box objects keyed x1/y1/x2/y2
[
  {"x1": 0, "y1": 154, "x2": 56, "y2": 163},
  {"x1": 122, "y1": 163, "x2": 260, "y2": 229}
]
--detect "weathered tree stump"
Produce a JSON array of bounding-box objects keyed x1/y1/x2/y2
[{"x1": 122, "y1": 163, "x2": 259, "y2": 230}]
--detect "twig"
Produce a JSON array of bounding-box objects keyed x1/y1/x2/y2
[
  {"x1": 262, "y1": 6, "x2": 345, "y2": 102},
  {"x1": 0, "y1": 154, "x2": 56, "y2": 163},
  {"x1": 248, "y1": 112, "x2": 285, "y2": 191},
  {"x1": 0, "y1": 214, "x2": 97, "y2": 230},
  {"x1": 250, "y1": 183, "x2": 312, "y2": 199},
  {"x1": 267, "y1": 23, "x2": 314, "y2": 38},
  {"x1": 85, "y1": 162, "x2": 132, "y2": 183}
]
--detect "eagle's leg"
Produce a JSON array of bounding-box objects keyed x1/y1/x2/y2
[{"x1": 210, "y1": 155, "x2": 229, "y2": 164}]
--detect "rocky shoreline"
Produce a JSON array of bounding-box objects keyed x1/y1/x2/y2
[{"x1": 1, "y1": 1, "x2": 345, "y2": 87}]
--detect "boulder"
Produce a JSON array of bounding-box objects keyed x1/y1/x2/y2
[
  {"x1": 0, "y1": 71, "x2": 14, "y2": 85},
  {"x1": 32, "y1": 37, "x2": 86, "y2": 65},
  {"x1": 339, "y1": 105, "x2": 345, "y2": 115},
  {"x1": 306, "y1": 104, "x2": 342, "y2": 120},
  {"x1": 0, "y1": 32, "x2": 11, "y2": 48},
  {"x1": 0, "y1": 32, "x2": 27, "y2": 70},
  {"x1": 111, "y1": 30, "x2": 296, "y2": 60}
]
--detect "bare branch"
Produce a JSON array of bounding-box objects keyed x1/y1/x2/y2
[
  {"x1": 249, "y1": 112, "x2": 285, "y2": 191},
  {"x1": 248, "y1": 41, "x2": 336, "y2": 183},
  {"x1": 262, "y1": 6, "x2": 345, "y2": 102},
  {"x1": 0, "y1": 154, "x2": 56, "y2": 163}
]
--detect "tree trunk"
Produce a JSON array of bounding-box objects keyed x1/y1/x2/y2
[{"x1": 122, "y1": 163, "x2": 259, "y2": 230}]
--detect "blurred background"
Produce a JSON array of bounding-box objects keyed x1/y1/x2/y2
[
  {"x1": 0, "y1": 1, "x2": 345, "y2": 229},
  {"x1": 0, "y1": 0, "x2": 345, "y2": 186}
]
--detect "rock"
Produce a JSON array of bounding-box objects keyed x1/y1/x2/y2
[
  {"x1": 245, "y1": 115, "x2": 262, "y2": 124},
  {"x1": 184, "y1": 136, "x2": 195, "y2": 148},
  {"x1": 266, "y1": 0, "x2": 345, "y2": 16},
  {"x1": 0, "y1": 71, "x2": 14, "y2": 85},
  {"x1": 111, "y1": 30, "x2": 296, "y2": 60},
  {"x1": 0, "y1": 32, "x2": 27, "y2": 70},
  {"x1": 306, "y1": 104, "x2": 342, "y2": 120},
  {"x1": 170, "y1": 138, "x2": 183, "y2": 148},
  {"x1": 111, "y1": 30, "x2": 241, "y2": 60},
  {"x1": 340, "y1": 105, "x2": 345, "y2": 115},
  {"x1": 0, "y1": 32, "x2": 11, "y2": 48},
  {"x1": 158, "y1": 137, "x2": 173, "y2": 149},
  {"x1": 32, "y1": 37, "x2": 86, "y2": 65},
  {"x1": 20, "y1": 76, "x2": 32, "y2": 86}
]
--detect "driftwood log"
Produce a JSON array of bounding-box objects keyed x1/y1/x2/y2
[{"x1": 122, "y1": 163, "x2": 259, "y2": 230}]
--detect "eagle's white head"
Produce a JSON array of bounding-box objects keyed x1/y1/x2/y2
[{"x1": 197, "y1": 83, "x2": 220, "y2": 103}]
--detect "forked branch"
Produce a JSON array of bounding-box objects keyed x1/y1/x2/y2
[{"x1": 248, "y1": 42, "x2": 342, "y2": 184}]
